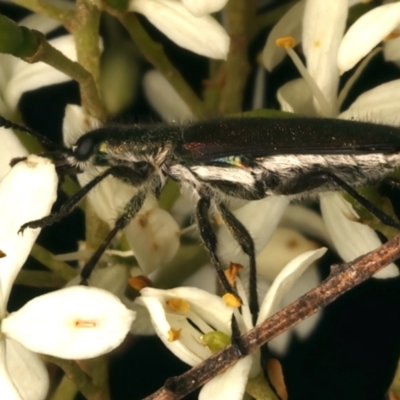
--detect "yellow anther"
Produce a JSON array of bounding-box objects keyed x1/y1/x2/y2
[
  {"x1": 224, "y1": 262, "x2": 243, "y2": 286},
  {"x1": 223, "y1": 293, "x2": 241, "y2": 308},
  {"x1": 0, "y1": 249, "x2": 6, "y2": 258},
  {"x1": 166, "y1": 298, "x2": 190, "y2": 314},
  {"x1": 128, "y1": 276, "x2": 152, "y2": 291},
  {"x1": 276, "y1": 36, "x2": 296, "y2": 49},
  {"x1": 168, "y1": 328, "x2": 182, "y2": 342}
]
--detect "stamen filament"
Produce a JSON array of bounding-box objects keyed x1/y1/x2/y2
[{"x1": 276, "y1": 36, "x2": 333, "y2": 117}]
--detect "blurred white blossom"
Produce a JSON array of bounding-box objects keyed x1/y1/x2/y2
[
  {"x1": 129, "y1": 0, "x2": 230, "y2": 59},
  {"x1": 0, "y1": 156, "x2": 135, "y2": 399}
]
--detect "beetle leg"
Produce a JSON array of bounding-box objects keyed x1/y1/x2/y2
[
  {"x1": 80, "y1": 190, "x2": 146, "y2": 284},
  {"x1": 18, "y1": 168, "x2": 114, "y2": 233},
  {"x1": 196, "y1": 195, "x2": 240, "y2": 299},
  {"x1": 289, "y1": 171, "x2": 400, "y2": 231},
  {"x1": 383, "y1": 176, "x2": 400, "y2": 189},
  {"x1": 218, "y1": 202, "x2": 259, "y2": 324}
]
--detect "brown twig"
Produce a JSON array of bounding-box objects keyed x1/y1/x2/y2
[{"x1": 144, "y1": 234, "x2": 400, "y2": 400}]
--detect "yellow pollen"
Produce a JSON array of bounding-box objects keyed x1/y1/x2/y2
[
  {"x1": 75, "y1": 320, "x2": 96, "y2": 328},
  {"x1": 166, "y1": 298, "x2": 190, "y2": 314},
  {"x1": 224, "y1": 263, "x2": 243, "y2": 286},
  {"x1": 99, "y1": 142, "x2": 108, "y2": 153},
  {"x1": 385, "y1": 31, "x2": 400, "y2": 41},
  {"x1": 168, "y1": 328, "x2": 182, "y2": 342},
  {"x1": 276, "y1": 36, "x2": 296, "y2": 49},
  {"x1": 223, "y1": 293, "x2": 241, "y2": 308},
  {"x1": 128, "y1": 276, "x2": 152, "y2": 291}
]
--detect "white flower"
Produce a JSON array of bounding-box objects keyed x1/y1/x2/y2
[
  {"x1": 136, "y1": 247, "x2": 326, "y2": 399},
  {"x1": 0, "y1": 156, "x2": 135, "y2": 399},
  {"x1": 338, "y1": 2, "x2": 400, "y2": 74},
  {"x1": 129, "y1": 0, "x2": 230, "y2": 59},
  {"x1": 263, "y1": 0, "x2": 400, "y2": 278},
  {"x1": 62, "y1": 105, "x2": 180, "y2": 274}
]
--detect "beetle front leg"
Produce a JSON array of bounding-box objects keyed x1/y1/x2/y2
[
  {"x1": 80, "y1": 190, "x2": 146, "y2": 284},
  {"x1": 18, "y1": 168, "x2": 115, "y2": 233}
]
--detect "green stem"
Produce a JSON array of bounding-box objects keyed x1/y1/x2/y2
[
  {"x1": 15, "y1": 270, "x2": 68, "y2": 288},
  {"x1": 114, "y1": 12, "x2": 209, "y2": 119},
  {"x1": 30, "y1": 244, "x2": 77, "y2": 281},
  {"x1": 10, "y1": 0, "x2": 74, "y2": 24},
  {"x1": 44, "y1": 356, "x2": 109, "y2": 400},
  {"x1": 71, "y1": 0, "x2": 102, "y2": 92},
  {"x1": 23, "y1": 30, "x2": 106, "y2": 120},
  {"x1": 218, "y1": 0, "x2": 254, "y2": 114}
]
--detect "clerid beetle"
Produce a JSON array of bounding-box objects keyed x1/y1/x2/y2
[{"x1": 2, "y1": 115, "x2": 400, "y2": 319}]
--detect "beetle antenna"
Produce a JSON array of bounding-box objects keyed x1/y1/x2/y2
[{"x1": 0, "y1": 115, "x2": 64, "y2": 151}]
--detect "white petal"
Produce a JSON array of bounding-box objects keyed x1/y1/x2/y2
[
  {"x1": 256, "y1": 227, "x2": 319, "y2": 282},
  {"x1": 19, "y1": 13, "x2": 62, "y2": 35},
  {"x1": 67, "y1": 264, "x2": 130, "y2": 299},
  {"x1": 199, "y1": 356, "x2": 253, "y2": 400},
  {"x1": 384, "y1": 36, "x2": 400, "y2": 63},
  {"x1": 0, "y1": 128, "x2": 28, "y2": 182},
  {"x1": 339, "y1": 79, "x2": 400, "y2": 125},
  {"x1": 280, "y1": 204, "x2": 333, "y2": 247},
  {"x1": 262, "y1": 1, "x2": 305, "y2": 71},
  {"x1": 5, "y1": 35, "x2": 77, "y2": 111},
  {"x1": 136, "y1": 295, "x2": 205, "y2": 365},
  {"x1": 217, "y1": 196, "x2": 289, "y2": 269},
  {"x1": 124, "y1": 205, "x2": 180, "y2": 274},
  {"x1": 137, "y1": 287, "x2": 232, "y2": 366},
  {"x1": 2, "y1": 286, "x2": 136, "y2": 359},
  {"x1": 180, "y1": 263, "x2": 218, "y2": 294},
  {"x1": 257, "y1": 247, "x2": 327, "y2": 325},
  {"x1": 302, "y1": 0, "x2": 347, "y2": 109},
  {"x1": 277, "y1": 78, "x2": 316, "y2": 116},
  {"x1": 338, "y1": 2, "x2": 400, "y2": 73},
  {"x1": 143, "y1": 70, "x2": 193, "y2": 122},
  {"x1": 5, "y1": 339, "x2": 49, "y2": 400},
  {"x1": 320, "y1": 192, "x2": 398, "y2": 278},
  {"x1": 182, "y1": 0, "x2": 228, "y2": 17},
  {"x1": 62, "y1": 104, "x2": 101, "y2": 148},
  {"x1": 126, "y1": 302, "x2": 155, "y2": 336},
  {"x1": 269, "y1": 266, "x2": 321, "y2": 355},
  {"x1": 0, "y1": 156, "x2": 57, "y2": 307},
  {"x1": 0, "y1": 340, "x2": 22, "y2": 400},
  {"x1": 130, "y1": 0, "x2": 230, "y2": 59}
]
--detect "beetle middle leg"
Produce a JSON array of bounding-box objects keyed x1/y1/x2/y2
[
  {"x1": 286, "y1": 170, "x2": 400, "y2": 231},
  {"x1": 196, "y1": 195, "x2": 239, "y2": 299},
  {"x1": 80, "y1": 190, "x2": 146, "y2": 284},
  {"x1": 217, "y1": 202, "x2": 259, "y2": 324}
]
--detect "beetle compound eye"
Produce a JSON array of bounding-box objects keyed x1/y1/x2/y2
[{"x1": 74, "y1": 136, "x2": 96, "y2": 160}]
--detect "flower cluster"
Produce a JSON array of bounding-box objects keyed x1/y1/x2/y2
[{"x1": 0, "y1": 0, "x2": 400, "y2": 399}]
